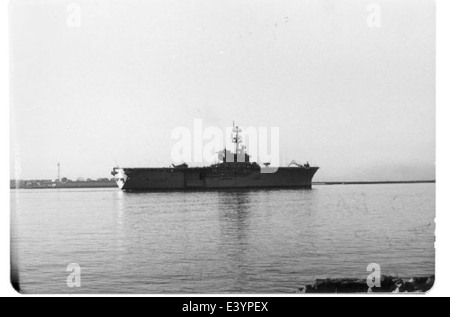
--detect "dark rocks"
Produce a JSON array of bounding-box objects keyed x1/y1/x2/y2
[
  {"x1": 297, "y1": 275, "x2": 434, "y2": 293},
  {"x1": 390, "y1": 276, "x2": 435, "y2": 293}
]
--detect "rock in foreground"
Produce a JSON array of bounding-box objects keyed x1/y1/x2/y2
[{"x1": 297, "y1": 276, "x2": 434, "y2": 293}]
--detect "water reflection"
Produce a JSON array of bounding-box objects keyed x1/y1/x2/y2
[{"x1": 216, "y1": 190, "x2": 253, "y2": 291}]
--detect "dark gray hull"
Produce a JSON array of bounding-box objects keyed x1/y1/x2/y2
[{"x1": 112, "y1": 166, "x2": 319, "y2": 191}]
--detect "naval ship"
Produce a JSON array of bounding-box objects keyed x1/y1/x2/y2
[{"x1": 111, "y1": 124, "x2": 319, "y2": 191}]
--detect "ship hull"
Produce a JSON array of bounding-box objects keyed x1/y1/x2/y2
[{"x1": 112, "y1": 166, "x2": 319, "y2": 191}]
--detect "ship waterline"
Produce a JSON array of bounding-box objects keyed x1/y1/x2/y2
[{"x1": 112, "y1": 165, "x2": 319, "y2": 191}]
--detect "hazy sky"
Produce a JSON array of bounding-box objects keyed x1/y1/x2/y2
[{"x1": 10, "y1": 0, "x2": 435, "y2": 181}]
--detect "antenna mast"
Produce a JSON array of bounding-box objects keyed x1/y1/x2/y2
[{"x1": 232, "y1": 121, "x2": 242, "y2": 154}]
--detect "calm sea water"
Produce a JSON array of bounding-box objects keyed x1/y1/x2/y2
[{"x1": 11, "y1": 183, "x2": 435, "y2": 294}]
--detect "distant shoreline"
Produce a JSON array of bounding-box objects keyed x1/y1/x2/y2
[
  {"x1": 313, "y1": 180, "x2": 435, "y2": 185},
  {"x1": 10, "y1": 180, "x2": 117, "y2": 189},
  {"x1": 10, "y1": 184, "x2": 118, "y2": 189},
  {"x1": 10, "y1": 180, "x2": 435, "y2": 189}
]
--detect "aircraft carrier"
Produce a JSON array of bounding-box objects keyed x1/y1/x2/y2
[{"x1": 111, "y1": 124, "x2": 319, "y2": 191}]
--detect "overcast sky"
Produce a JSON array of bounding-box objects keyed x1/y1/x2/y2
[{"x1": 10, "y1": 0, "x2": 435, "y2": 181}]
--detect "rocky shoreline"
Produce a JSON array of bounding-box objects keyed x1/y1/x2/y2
[{"x1": 297, "y1": 276, "x2": 434, "y2": 293}]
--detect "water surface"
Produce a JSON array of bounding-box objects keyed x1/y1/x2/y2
[{"x1": 11, "y1": 183, "x2": 435, "y2": 293}]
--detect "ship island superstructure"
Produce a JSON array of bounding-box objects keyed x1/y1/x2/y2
[{"x1": 111, "y1": 123, "x2": 319, "y2": 191}]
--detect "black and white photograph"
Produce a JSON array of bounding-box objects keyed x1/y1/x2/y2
[{"x1": 6, "y1": 0, "x2": 441, "y2": 297}]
